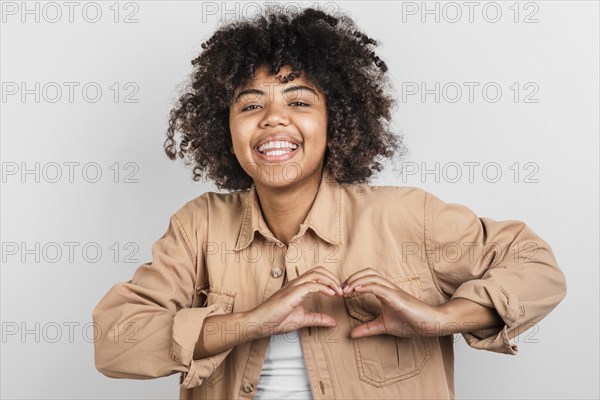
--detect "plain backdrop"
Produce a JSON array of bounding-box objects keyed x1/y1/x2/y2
[{"x1": 1, "y1": 1, "x2": 598, "y2": 399}]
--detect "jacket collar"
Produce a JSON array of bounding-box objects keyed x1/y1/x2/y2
[{"x1": 234, "y1": 169, "x2": 343, "y2": 251}]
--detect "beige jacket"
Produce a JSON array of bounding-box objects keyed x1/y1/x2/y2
[{"x1": 92, "y1": 170, "x2": 567, "y2": 399}]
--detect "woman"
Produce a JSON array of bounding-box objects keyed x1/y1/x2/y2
[{"x1": 92, "y1": 7, "x2": 567, "y2": 400}]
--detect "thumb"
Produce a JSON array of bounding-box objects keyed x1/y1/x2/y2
[
  {"x1": 303, "y1": 312, "x2": 337, "y2": 328},
  {"x1": 350, "y1": 316, "x2": 386, "y2": 339}
]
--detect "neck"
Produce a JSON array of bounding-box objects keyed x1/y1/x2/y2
[{"x1": 254, "y1": 170, "x2": 323, "y2": 246}]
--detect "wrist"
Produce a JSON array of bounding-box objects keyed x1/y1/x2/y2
[
  {"x1": 437, "y1": 300, "x2": 462, "y2": 335},
  {"x1": 439, "y1": 298, "x2": 504, "y2": 336},
  {"x1": 239, "y1": 309, "x2": 272, "y2": 341}
]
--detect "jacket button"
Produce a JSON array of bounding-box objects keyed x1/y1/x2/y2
[
  {"x1": 242, "y1": 383, "x2": 254, "y2": 393},
  {"x1": 271, "y1": 267, "x2": 283, "y2": 278}
]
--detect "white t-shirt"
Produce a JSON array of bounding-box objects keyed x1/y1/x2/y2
[{"x1": 255, "y1": 329, "x2": 314, "y2": 399}]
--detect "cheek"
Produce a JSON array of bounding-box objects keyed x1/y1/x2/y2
[
  {"x1": 229, "y1": 121, "x2": 249, "y2": 149},
  {"x1": 312, "y1": 119, "x2": 328, "y2": 148},
  {"x1": 300, "y1": 114, "x2": 327, "y2": 136}
]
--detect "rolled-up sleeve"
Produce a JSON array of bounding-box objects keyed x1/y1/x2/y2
[
  {"x1": 424, "y1": 191, "x2": 567, "y2": 355},
  {"x1": 92, "y1": 199, "x2": 233, "y2": 389}
]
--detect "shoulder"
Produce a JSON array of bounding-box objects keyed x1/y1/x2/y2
[
  {"x1": 340, "y1": 181, "x2": 429, "y2": 207},
  {"x1": 170, "y1": 189, "x2": 250, "y2": 231},
  {"x1": 336, "y1": 182, "x2": 432, "y2": 227}
]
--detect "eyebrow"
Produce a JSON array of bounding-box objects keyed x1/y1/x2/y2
[{"x1": 233, "y1": 84, "x2": 320, "y2": 103}]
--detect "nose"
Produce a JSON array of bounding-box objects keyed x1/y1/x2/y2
[{"x1": 259, "y1": 101, "x2": 290, "y2": 128}]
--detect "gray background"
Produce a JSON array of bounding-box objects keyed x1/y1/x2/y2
[{"x1": 1, "y1": 1, "x2": 598, "y2": 399}]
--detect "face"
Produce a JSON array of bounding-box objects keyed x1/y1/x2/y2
[{"x1": 229, "y1": 65, "x2": 328, "y2": 189}]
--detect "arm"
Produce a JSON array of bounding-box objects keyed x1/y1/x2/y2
[
  {"x1": 344, "y1": 272, "x2": 506, "y2": 339},
  {"x1": 438, "y1": 298, "x2": 504, "y2": 335},
  {"x1": 194, "y1": 311, "x2": 254, "y2": 359},
  {"x1": 424, "y1": 191, "x2": 568, "y2": 354},
  {"x1": 92, "y1": 203, "x2": 236, "y2": 389},
  {"x1": 195, "y1": 267, "x2": 346, "y2": 358}
]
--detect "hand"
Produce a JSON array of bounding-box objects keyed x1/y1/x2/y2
[
  {"x1": 246, "y1": 266, "x2": 344, "y2": 339},
  {"x1": 342, "y1": 267, "x2": 445, "y2": 339}
]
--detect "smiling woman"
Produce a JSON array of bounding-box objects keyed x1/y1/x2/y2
[
  {"x1": 162, "y1": 7, "x2": 402, "y2": 192},
  {"x1": 228, "y1": 64, "x2": 328, "y2": 194},
  {"x1": 92, "y1": 5, "x2": 568, "y2": 400}
]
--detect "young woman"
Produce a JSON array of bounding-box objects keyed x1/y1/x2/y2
[{"x1": 92, "y1": 7, "x2": 567, "y2": 400}]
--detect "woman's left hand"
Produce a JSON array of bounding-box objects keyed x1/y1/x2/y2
[{"x1": 342, "y1": 267, "x2": 446, "y2": 339}]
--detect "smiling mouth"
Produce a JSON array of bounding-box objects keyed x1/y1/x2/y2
[
  {"x1": 255, "y1": 141, "x2": 300, "y2": 156},
  {"x1": 254, "y1": 143, "x2": 301, "y2": 160}
]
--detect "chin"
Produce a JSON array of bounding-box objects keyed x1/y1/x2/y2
[
  {"x1": 257, "y1": 174, "x2": 300, "y2": 188},
  {"x1": 254, "y1": 166, "x2": 309, "y2": 187}
]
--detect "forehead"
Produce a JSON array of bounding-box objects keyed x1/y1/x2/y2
[
  {"x1": 236, "y1": 65, "x2": 316, "y2": 91},
  {"x1": 233, "y1": 66, "x2": 322, "y2": 103}
]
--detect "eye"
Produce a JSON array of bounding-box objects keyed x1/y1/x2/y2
[
  {"x1": 241, "y1": 104, "x2": 261, "y2": 112},
  {"x1": 289, "y1": 101, "x2": 309, "y2": 107}
]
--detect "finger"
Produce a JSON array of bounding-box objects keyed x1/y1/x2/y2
[
  {"x1": 350, "y1": 316, "x2": 386, "y2": 338},
  {"x1": 292, "y1": 270, "x2": 343, "y2": 295},
  {"x1": 315, "y1": 278, "x2": 344, "y2": 296},
  {"x1": 342, "y1": 267, "x2": 386, "y2": 289},
  {"x1": 297, "y1": 281, "x2": 338, "y2": 298},
  {"x1": 344, "y1": 275, "x2": 396, "y2": 294},
  {"x1": 291, "y1": 268, "x2": 336, "y2": 283},
  {"x1": 342, "y1": 266, "x2": 378, "y2": 285},
  {"x1": 303, "y1": 312, "x2": 337, "y2": 328},
  {"x1": 351, "y1": 282, "x2": 392, "y2": 303},
  {"x1": 285, "y1": 281, "x2": 337, "y2": 308},
  {"x1": 306, "y1": 266, "x2": 344, "y2": 290}
]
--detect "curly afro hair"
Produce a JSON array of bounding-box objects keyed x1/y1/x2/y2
[{"x1": 164, "y1": 6, "x2": 406, "y2": 191}]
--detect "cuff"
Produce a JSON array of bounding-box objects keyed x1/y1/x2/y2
[
  {"x1": 451, "y1": 279, "x2": 522, "y2": 355},
  {"x1": 171, "y1": 304, "x2": 229, "y2": 389},
  {"x1": 460, "y1": 324, "x2": 519, "y2": 355}
]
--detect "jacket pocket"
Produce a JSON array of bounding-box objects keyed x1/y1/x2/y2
[
  {"x1": 201, "y1": 286, "x2": 237, "y2": 387},
  {"x1": 343, "y1": 274, "x2": 432, "y2": 387}
]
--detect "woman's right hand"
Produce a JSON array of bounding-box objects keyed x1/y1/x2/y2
[{"x1": 245, "y1": 266, "x2": 344, "y2": 339}]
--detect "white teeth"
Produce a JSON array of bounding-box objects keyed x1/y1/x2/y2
[
  {"x1": 264, "y1": 149, "x2": 292, "y2": 157},
  {"x1": 258, "y1": 140, "x2": 298, "y2": 153}
]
